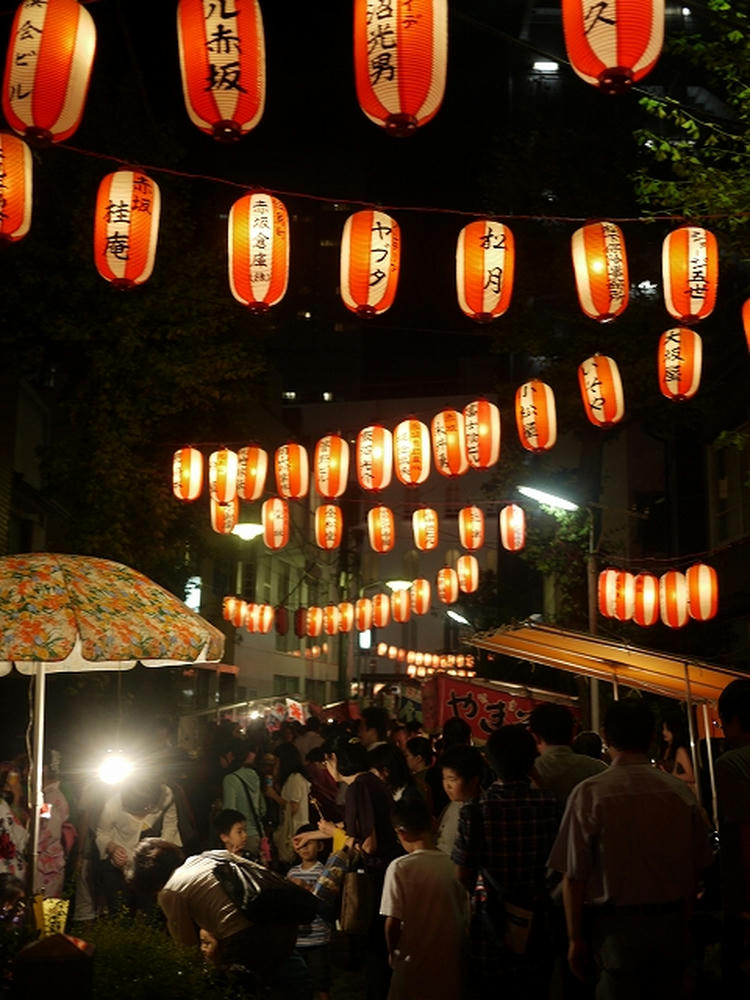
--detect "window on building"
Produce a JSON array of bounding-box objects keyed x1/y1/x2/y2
[
  {"x1": 305, "y1": 678, "x2": 327, "y2": 704},
  {"x1": 273, "y1": 674, "x2": 300, "y2": 696}
]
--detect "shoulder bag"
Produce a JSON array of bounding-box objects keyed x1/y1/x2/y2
[{"x1": 237, "y1": 775, "x2": 272, "y2": 865}]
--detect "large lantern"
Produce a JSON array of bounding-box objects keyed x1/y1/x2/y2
[
  {"x1": 412, "y1": 508, "x2": 439, "y2": 551},
  {"x1": 0, "y1": 133, "x2": 31, "y2": 242},
  {"x1": 368, "y1": 505, "x2": 395, "y2": 553},
  {"x1": 571, "y1": 222, "x2": 629, "y2": 322},
  {"x1": 499, "y1": 505, "x2": 525, "y2": 552},
  {"x1": 177, "y1": 0, "x2": 265, "y2": 140},
  {"x1": 457, "y1": 555, "x2": 479, "y2": 594},
  {"x1": 274, "y1": 444, "x2": 309, "y2": 499},
  {"x1": 598, "y1": 568, "x2": 618, "y2": 619},
  {"x1": 315, "y1": 504, "x2": 343, "y2": 550},
  {"x1": 353, "y1": 0, "x2": 447, "y2": 135},
  {"x1": 660, "y1": 570, "x2": 688, "y2": 629},
  {"x1": 338, "y1": 602, "x2": 354, "y2": 633},
  {"x1": 662, "y1": 226, "x2": 718, "y2": 323},
  {"x1": 209, "y1": 449, "x2": 238, "y2": 504},
  {"x1": 323, "y1": 605, "x2": 340, "y2": 636},
  {"x1": 562, "y1": 0, "x2": 664, "y2": 94},
  {"x1": 411, "y1": 579, "x2": 431, "y2": 616},
  {"x1": 463, "y1": 399, "x2": 500, "y2": 469},
  {"x1": 372, "y1": 593, "x2": 391, "y2": 628},
  {"x1": 633, "y1": 573, "x2": 660, "y2": 627},
  {"x1": 456, "y1": 220, "x2": 515, "y2": 322},
  {"x1": 211, "y1": 497, "x2": 238, "y2": 535},
  {"x1": 658, "y1": 328, "x2": 702, "y2": 401},
  {"x1": 228, "y1": 192, "x2": 289, "y2": 312},
  {"x1": 94, "y1": 171, "x2": 160, "y2": 288},
  {"x1": 515, "y1": 380, "x2": 557, "y2": 453},
  {"x1": 431, "y1": 410, "x2": 468, "y2": 478},
  {"x1": 172, "y1": 447, "x2": 203, "y2": 501},
  {"x1": 262, "y1": 497, "x2": 289, "y2": 550},
  {"x1": 394, "y1": 419, "x2": 430, "y2": 486},
  {"x1": 307, "y1": 606, "x2": 323, "y2": 638},
  {"x1": 437, "y1": 567, "x2": 459, "y2": 604},
  {"x1": 3, "y1": 0, "x2": 96, "y2": 143},
  {"x1": 578, "y1": 355, "x2": 625, "y2": 428},
  {"x1": 391, "y1": 588, "x2": 411, "y2": 624},
  {"x1": 237, "y1": 446, "x2": 268, "y2": 501},
  {"x1": 355, "y1": 597, "x2": 373, "y2": 632},
  {"x1": 458, "y1": 506, "x2": 484, "y2": 551},
  {"x1": 315, "y1": 435, "x2": 350, "y2": 499},
  {"x1": 686, "y1": 563, "x2": 718, "y2": 622},
  {"x1": 340, "y1": 210, "x2": 400, "y2": 317},
  {"x1": 356, "y1": 425, "x2": 393, "y2": 491}
]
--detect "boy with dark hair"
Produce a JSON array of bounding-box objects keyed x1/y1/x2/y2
[
  {"x1": 286, "y1": 822, "x2": 332, "y2": 999},
  {"x1": 436, "y1": 745, "x2": 484, "y2": 855},
  {"x1": 213, "y1": 808, "x2": 248, "y2": 855}
]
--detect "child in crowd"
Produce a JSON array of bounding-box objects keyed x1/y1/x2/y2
[
  {"x1": 286, "y1": 823, "x2": 332, "y2": 1000},
  {"x1": 214, "y1": 808, "x2": 248, "y2": 855},
  {"x1": 380, "y1": 797, "x2": 469, "y2": 1000},
  {"x1": 436, "y1": 745, "x2": 484, "y2": 856}
]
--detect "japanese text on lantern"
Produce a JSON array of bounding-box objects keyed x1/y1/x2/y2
[
  {"x1": 582, "y1": 358, "x2": 606, "y2": 414},
  {"x1": 250, "y1": 195, "x2": 271, "y2": 283},
  {"x1": 324, "y1": 506, "x2": 338, "y2": 547},
  {"x1": 204, "y1": 0, "x2": 246, "y2": 94},
  {"x1": 480, "y1": 225, "x2": 505, "y2": 293},
  {"x1": 359, "y1": 429, "x2": 374, "y2": 487},
  {"x1": 584, "y1": 2, "x2": 616, "y2": 36},
  {"x1": 518, "y1": 383, "x2": 539, "y2": 443},
  {"x1": 0, "y1": 147, "x2": 7, "y2": 223},
  {"x1": 103, "y1": 174, "x2": 152, "y2": 262},
  {"x1": 8, "y1": 7, "x2": 42, "y2": 104},
  {"x1": 370, "y1": 217, "x2": 393, "y2": 287},
  {"x1": 663, "y1": 329, "x2": 684, "y2": 384},
  {"x1": 687, "y1": 228, "x2": 708, "y2": 300},
  {"x1": 602, "y1": 222, "x2": 626, "y2": 300},
  {"x1": 367, "y1": 1, "x2": 423, "y2": 84},
  {"x1": 464, "y1": 401, "x2": 480, "y2": 464}
]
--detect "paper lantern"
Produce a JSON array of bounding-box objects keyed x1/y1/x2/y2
[
  {"x1": 211, "y1": 497, "x2": 238, "y2": 535},
  {"x1": 387, "y1": 645, "x2": 398, "y2": 660},
  {"x1": 394, "y1": 419, "x2": 430, "y2": 486},
  {"x1": 323, "y1": 605, "x2": 340, "y2": 636},
  {"x1": 391, "y1": 588, "x2": 411, "y2": 624},
  {"x1": 340, "y1": 210, "x2": 400, "y2": 317},
  {"x1": 356, "y1": 425, "x2": 393, "y2": 491},
  {"x1": 209, "y1": 449, "x2": 238, "y2": 503},
  {"x1": 245, "y1": 603, "x2": 259, "y2": 633},
  {"x1": 515, "y1": 380, "x2": 557, "y2": 453},
  {"x1": 93, "y1": 171, "x2": 161, "y2": 288},
  {"x1": 294, "y1": 607, "x2": 307, "y2": 638},
  {"x1": 658, "y1": 328, "x2": 702, "y2": 401},
  {"x1": 177, "y1": 0, "x2": 265, "y2": 140},
  {"x1": 229, "y1": 598, "x2": 247, "y2": 629},
  {"x1": 411, "y1": 579, "x2": 431, "y2": 616},
  {"x1": 315, "y1": 435, "x2": 350, "y2": 499},
  {"x1": 274, "y1": 444, "x2": 309, "y2": 499},
  {"x1": 172, "y1": 447, "x2": 203, "y2": 501},
  {"x1": 562, "y1": 0, "x2": 664, "y2": 94},
  {"x1": 662, "y1": 226, "x2": 718, "y2": 323},
  {"x1": 275, "y1": 606, "x2": 289, "y2": 636},
  {"x1": 353, "y1": 0, "x2": 447, "y2": 135},
  {"x1": 456, "y1": 220, "x2": 515, "y2": 322},
  {"x1": 412, "y1": 508, "x2": 439, "y2": 551},
  {"x1": 314, "y1": 504, "x2": 343, "y2": 550},
  {"x1": 458, "y1": 506, "x2": 485, "y2": 551},
  {"x1": 237, "y1": 446, "x2": 268, "y2": 501},
  {"x1": 499, "y1": 505, "x2": 526, "y2": 552},
  {"x1": 338, "y1": 602, "x2": 354, "y2": 633},
  {"x1": 598, "y1": 568, "x2": 618, "y2": 619},
  {"x1": 228, "y1": 192, "x2": 289, "y2": 312},
  {"x1": 431, "y1": 410, "x2": 468, "y2": 478},
  {"x1": 660, "y1": 571, "x2": 688, "y2": 629},
  {"x1": 372, "y1": 593, "x2": 391, "y2": 628},
  {"x1": 0, "y1": 133, "x2": 31, "y2": 242},
  {"x1": 571, "y1": 222, "x2": 629, "y2": 322},
  {"x1": 633, "y1": 574, "x2": 659, "y2": 627},
  {"x1": 578, "y1": 355, "x2": 625, "y2": 428},
  {"x1": 613, "y1": 572, "x2": 635, "y2": 622},
  {"x1": 355, "y1": 597, "x2": 373, "y2": 632},
  {"x1": 307, "y1": 606, "x2": 323, "y2": 638},
  {"x1": 262, "y1": 497, "x2": 289, "y2": 550},
  {"x1": 437, "y1": 567, "x2": 459, "y2": 604},
  {"x1": 463, "y1": 399, "x2": 500, "y2": 469},
  {"x1": 2, "y1": 0, "x2": 96, "y2": 143},
  {"x1": 686, "y1": 563, "x2": 718, "y2": 622},
  {"x1": 256, "y1": 604, "x2": 274, "y2": 634},
  {"x1": 457, "y1": 555, "x2": 479, "y2": 594},
  {"x1": 368, "y1": 505, "x2": 395, "y2": 552},
  {"x1": 743, "y1": 299, "x2": 750, "y2": 352}
]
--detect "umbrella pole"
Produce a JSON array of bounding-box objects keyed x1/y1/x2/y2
[{"x1": 29, "y1": 662, "x2": 46, "y2": 897}]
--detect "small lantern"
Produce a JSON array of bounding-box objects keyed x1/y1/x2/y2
[
  {"x1": 94, "y1": 170, "x2": 161, "y2": 288},
  {"x1": 457, "y1": 555, "x2": 479, "y2": 594},
  {"x1": 388, "y1": 645, "x2": 398, "y2": 660},
  {"x1": 0, "y1": 133, "x2": 31, "y2": 242},
  {"x1": 578, "y1": 355, "x2": 625, "y2": 428},
  {"x1": 686, "y1": 563, "x2": 718, "y2": 622},
  {"x1": 211, "y1": 497, "x2": 238, "y2": 535},
  {"x1": 391, "y1": 588, "x2": 411, "y2": 624},
  {"x1": 294, "y1": 607, "x2": 307, "y2": 638},
  {"x1": 172, "y1": 447, "x2": 203, "y2": 501},
  {"x1": 463, "y1": 399, "x2": 501, "y2": 469},
  {"x1": 209, "y1": 449, "x2": 238, "y2": 504},
  {"x1": 407, "y1": 650, "x2": 416, "y2": 665},
  {"x1": 237, "y1": 446, "x2": 268, "y2": 501},
  {"x1": 515, "y1": 380, "x2": 557, "y2": 453},
  {"x1": 372, "y1": 593, "x2": 391, "y2": 628},
  {"x1": 275, "y1": 606, "x2": 289, "y2": 636},
  {"x1": 256, "y1": 604, "x2": 274, "y2": 634},
  {"x1": 368, "y1": 505, "x2": 395, "y2": 553},
  {"x1": 245, "y1": 603, "x2": 259, "y2": 633},
  {"x1": 412, "y1": 508, "x2": 439, "y2": 551},
  {"x1": 307, "y1": 606, "x2": 323, "y2": 638},
  {"x1": 598, "y1": 568, "x2": 618, "y2": 619},
  {"x1": 659, "y1": 570, "x2": 688, "y2": 629},
  {"x1": 262, "y1": 497, "x2": 289, "y2": 550},
  {"x1": 633, "y1": 573, "x2": 659, "y2": 627},
  {"x1": 315, "y1": 504, "x2": 343, "y2": 550},
  {"x1": 356, "y1": 425, "x2": 393, "y2": 491},
  {"x1": 228, "y1": 192, "x2": 288, "y2": 311},
  {"x1": 613, "y1": 572, "x2": 635, "y2": 622},
  {"x1": 662, "y1": 226, "x2": 718, "y2": 323},
  {"x1": 230, "y1": 598, "x2": 247, "y2": 629},
  {"x1": 437, "y1": 567, "x2": 459, "y2": 604},
  {"x1": 411, "y1": 579, "x2": 431, "y2": 616},
  {"x1": 274, "y1": 444, "x2": 309, "y2": 499},
  {"x1": 456, "y1": 220, "x2": 515, "y2": 322},
  {"x1": 323, "y1": 605, "x2": 340, "y2": 636},
  {"x1": 315, "y1": 434, "x2": 350, "y2": 498},
  {"x1": 743, "y1": 299, "x2": 750, "y2": 352},
  {"x1": 377, "y1": 642, "x2": 388, "y2": 657},
  {"x1": 499, "y1": 505, "x2": 526, "y2": 552},
  {"x1": 223, "y1": 596, "x2": 241, "y2": 624},
  {"x1": 458, "y1": 506, "x2": 485, "y2": 551},
  {"x1": 340, "y1": 210, "x2": 400, "y2": 316},
  {"x1": 431, "y1": 410, "x2": 468, "y2": 478},
  {"x1": 394, "y1": 419, "x2": 431, "y2": 486},
  {"x1": 355, "y1": 597, "x2": 373, "y2": 632},
  {"x1": 571, "y1": 222, "x2": 629, "y2": 322},
  {"x1": 338, "y1": 602, "x2": 354, "y2": 633},
  {"x1": 658, "y1": 328, "x2": 702, "y2": 401}
]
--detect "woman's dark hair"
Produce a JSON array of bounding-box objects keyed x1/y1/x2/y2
[
  {"x1": 406, "y1": 736, "x2": 433, "y2": 768},
  {"x1": 486, "y1": 725, "x2": 537, "y2": 780},
  {"x1": 329, "y1": 736, "x2": 369, "y2": 776},
  {"x1": 227, "y1": 736, "x2": 261, "y2": 772},
  {"x1": 441, "y1": 717, "x2": 472, "y2": 749},
  {"x1": 121, "y1": 780, "x2": 162, "y2": 816},
  {"x1": 369, "y1": 743, "x2": 410, "y2": 792},
  {"x1": 440, "y1": 744, "x2": 484, "y2": 783},
  {"x1": 604, "y1": 699, "x2": 654, "y2": 753},
  {"x1": 274, "y1": 742, "x2": 305, "y2": 787},
  {"x1": 572, "y1": 730, "x2": 603, "y2": 760},
  {"x1": 661, "y1": 710, "x2": 689, "y2": 758},
  {"x1": 126, "y1": 838, "x2": 184, "y2": 896}
]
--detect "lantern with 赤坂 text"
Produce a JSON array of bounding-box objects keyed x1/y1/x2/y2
[
  {"x1": 686, "y1": 563, "x2": 718, "y2": 622},
  {"x1": 662, "y1": 226, "x2": 718, "y2": 324},
  {"x1": 463, "y1": 399, "x2": 500, "y2": 469},
  {"x1": 315, "y1": 434, "x2": 350, "y2": 499},
  {"x1": 660, "y1": 570, "x2": 688, "y2": 629},
  {"x1": 94, "y1": 170, "x2": 160, "y2": 288},
  {"x1": 394, "y1": 419, "x2": 430, "y2": 486},
  {"x1": 658, "y1": 328, "x2": 702, "y2": 401},
  {"x1": 173, "y1": 447, "x2": 203, "y2": 501},
  {"x1": 499, "y1": 505, "x2": 525, "y2": 552},
  {"x1": 228, "y1": 192, "x2": 288, "y2": 312},
  {"x1": 357, "y1": 425, "x2": 393, "y2": 491},
  {"x1": 0, "y1": 133, "x2": 31, "y2": 242},
  {"x1": 262, "y1": 497, "x2": 289, "y2": 550},
  {"x1": 412, "y1": 508, "x2": 439, "y2": 551},
  {"x1": 274, "y1": 444, "x2": 308, "y2": 499},
  {"x1": 515, "y1": 381, "x2": 557, "y2": 453},
  {"x1": 237, "y1": 446, "x2": 267, "y2": 501},
  {"x1": 431, "y1": 410, "x2": 468, "y2": 478},
  {"x1": 315, "y1": 505, "x2": 343, "y2": 550},
  {"x1": 571, "y1": 222, "x2": 629, "y2": 322},
  {"x1": 578, "y1": 355, "x2": 624, "y2": 428},
  {"x1": 456, "y1": 220, "x2": 514, "y2": 323},
  {"x1": 340, "y1": 210, "x2": 400, "y2": 316}
]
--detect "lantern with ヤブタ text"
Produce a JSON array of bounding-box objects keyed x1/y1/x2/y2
[
  {"x1": 315, "y1": 504, "x2": 343, "y2": 550},
  {"x1": 458, "y1": 506, "x2": 485, "y2": 551},
  {"x1": 355, "y1": 597, "x2": 373, "y2": 632},
  {"x1": 571, "y1": 222, "x2": 629, "y2": 322},
  {"x1": 209, "y1": 449, "x2": 238, "y2": 504},
  {"x1": 94, "y1": 171, "x2": 161, "y2": 287},
  {"x1": 394, "y1": 419, "x2": 430, "y2": 486},
  {"x1": 3, "y1": 0, "x2": 96, "y2": 143},
  {"x1": 211, "y1": 497, "x2": 238, "y2": 535},
  {"x1": 307, "y1": 606, "x2": 323, "y2": 638},
  {"x1": 354, "y1": 0, "x2": 447, "y2": 135},
  {"x1": 177, "y1": 0, "x2": 265, "y2": 140},
  {"x1": 431, "y1": 410, "x2": 468, "y2": 478},
  {"x1": 598, "y1": 568, "x2": 618, "y2": 619},
  {"x1": 658, "y1": 328, "x2": 702, "y2": 401},
  {"x1": 0, "y1": 133, "x2": 31, "y2": 242},
  {"x1": 562, "y1": 0, "x2": 664, "y2": 94},
  {"x1": 340, "y1": 210, "x2": 400, "y2": 317},
  {"x1": 686, "y1": 563, "x2": 718, "y2": 622},
  {"x1": 368, "y1": 505, "x2": 395, "y2": 553},
  {"x1": 237, "y1": 446, "x2": 268, "y2": 501},
  {"x1": 743, "y1": 299, "x2": 750, "y2": 353},
  {"x1": 660, "y1": 570, "x2": 688, "y2": 629},
  {"x1": 173, "y1": 447, "x2": 203, "y2": 501},
  {"x1": 228, "y1": 192, "x2": 288, "y2": 312},
  {"x1": 323, "y1": 605, "x2": 340, "y2": 636},
  {"x1": 338, "y1": 602, "x2": 354, "y2": 633},
  {"x1": 315, "y1": 435, "x2": 350, "y2": 498},
  {"x1": 499, "y1": 505, "x2": 525, "y2": 552},
  {"x1": 662, "y1": 226, "x2": 718, "y2": 323},
  {"x1": 437, "y1": 567, "x2": 459, "y2": 604},
  {"x1": 372, "y1": 593, "x2": 391, "y2": 628},
  {"x1": 463, "y1": 399, "x2": 500, "y2": 469},
  {"x1": 357, "y1": 425, "x2": 393, "y2": 491},
  {"x1": 515, "y1": 380, "x2": 557, "y2": 453},
  {"x1": 411, "y1": 579, "x2": 431, "y2": 616},
  {"x1": 262, "y1": 497, "x2": 289, "y2": 550},
  {"x1": 578, "y1": 355, "x2": 625, "y2": 428},
  {"x1": 412, "y1": 508, "x2": 439, "y2": 551},
  {"x1": 391, "y1": 588, "x2": 411, "y2": 624},
  {"x1": 633, "y1": 574, "x2": 659, "y2": 627},
  {"x1": 456, "y1": 220, "x2": 515, "y2": 322},
  {"x1": 457, "y1": 555, "x2": 479, "y2": 594},
  {"x1": 274, "y1": 444, "x2": 308, "y2": 499}
]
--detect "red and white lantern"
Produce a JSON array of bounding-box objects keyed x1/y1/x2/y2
[
  {"x1": 463, "y1": 399, "x2": 501, "y2": 469},
  {"x1": 356, "y1": 425, "x2": 393, "y2": 491},
  {"x1": 262, "y1": 497, "x2": 289, "y2": 550},
  {"x1": 340, "y1": 210, "x2": 400, "y2": 317},
  {"x1": 743, "y1": 299, "x2": 750, "y2": 353},
  {"x1": 633, "y1": 573, "x2": 660, "y2": 627},
  {"x1": 209, "y1": 449, "x2": 238, "y2": 504},
  {"x1": 412, "y1": 508, "x2": 439, "y2": 551},
  {"x1": 94, "y1": 170, "x2": 160, "y2": 288},
  {"x1": 237, "y1": 446, "x2": 268, "y2": 501},
  {"x1": 499, "y1": 505, "x2": 526, "y2": 552},
  {"x1": 0, "y1": 133, "x2": 31, "y2": 242},
  {"x1": 315, "y1": 504, "x2": 343, "y2": 550},
  {"x1": 411, "y1": 579, "x2": 431, "y2": 616},
  {"x1": 431, "y1": 410, "x2": 468, "y2": 478},
  {"x1": 274, "y1": 444, "x2": 309, "y2": 499},
  {"x1": 244, "y1": 603, "x2": 259, "y2": 633},
  {"x1": 391, "y1": 588, "x2": 411, "y2": 624},
  {"x1": 228, "y1": 192, "x2": 289, "y2": 312},
  {"x1": 229, "y1": 598, "x2": 247, "y2": 628},
  {"x1": 578, "y1": 355, "x2": 625, "y2": 428},
  {"x1": 394, "y1": 419, "x2": 430, "y2": 486},
  {"x1": 338, "y1": 602, "x2": 354, "y2": 633},
  {"x1": 456, "y1": 220, "x2": 515, "y2": 322},
  {"x1": 457, "y1": 555, "x2": 479, "y2": 594},
  {"x1": 256, "y1": 604, "x2": 274, "y2": 634},
  {"x1": 323, "y1": 605, "x2": 340, "y2": 636},
  {"x1": 659, "y1": 570, "x2": 688, "y2": 629},
  {"x1": 307, "y1": 606, "x2": 323, "y2": 638},
  {"x1": 686, "y1": 563, "x2": 718, "y2": 622},
  {"x1": 613, "y1": 572, "x2": 635, "y2": 622},
  {"x1": 368, "y1": 505, "x2": 395, "y2": 553},
  {"x1": 315, "y1": 435, "x2": 350, "y2": 498},
  {"x1": 458, "y1": 506, "x2": 485, "y2": 551},
  {"x1": 662, "y1": 226, "x2": 718, "y2": 323},
  {"x1": 598, "y1": 568, "x2": 618, "y2": 619},
  {"x1": 571, "y1": 221, "x2": 629, "y2": 322},
  {"x1": 355, "y1": 597, "x2": 373, "y2": 632},
  {"x1": 211, "y1": 497, "x2": 238, "y2": 535},
  {"x1": 658, "y1": 328, "x2": 702, "y2": 401},
  {"x1": 515, "y1": 380, "x2": 557, "y2": 453},
  {"x1": 372, "y1": 593, "x2": 391, "y2": 628},
  {"x1": 172, "y1": 447, "x2": 203, "y2": 501},
  {"x1": 437, "y1": 567, "x2": 459, "y2": 604}
]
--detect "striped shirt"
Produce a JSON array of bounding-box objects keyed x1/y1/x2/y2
[{"x1": 287, "y1": 862, "x2": 331, "y2": 947}]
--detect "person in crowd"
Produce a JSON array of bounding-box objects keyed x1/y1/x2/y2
[
  {"x1": 71, "y1": 775, "x2": 110, "y2": 921},
  {"x1": 369, "y1": 743, "x2": 414, "y2": 802},
  {"x1": 425, "y1": 717, "x2": 472, "y2": 818},
  {"x1": 272, "y1": 743, "x2": 311, "y2": 866},
  {"x1": 548, "y1": 697, "x2": 713, "y2": 1000},
  {"x1": 380, "y1": 796, "x2": 469, "y2": 1000},
  {"x1": 0, "y1": 766, "x2": 27, "y2": 881},
  {"x1": 214, "y1": 808, "x2": 248, "y2": 855},
  {"x1": 305, "y1": 746, "x2": 344, "y2": 823},
  {"x1": 656, "y1": 710, "x2": 696, "y2": 792},
  {"x1": 37, "y1": 753, "x2": 70, "y2": 898},
  {"x1": 222, "y1": 736, "x2": 266, "y2": 860},
  {"x1": 529, "y1": 703, "x2": 607, "y2": 806},
  {"x1": 0, "y1": 872, "x2": 25, "y2": 927},
  {"x1": 571, "y1": 730, "x2": 604, "y2": 761},
  {"x1": 404, "y1": 737, "x2": 433, "y2": 811},
  {"x1": 359, "y1": 707, "x2": 391, "y2": 752},
  {"x1": 390, "y1": 724, "x2": 408, "y2": 754},
  {"x1": 295, "y1": 716, "x2": 325, "y2": 761},
  {"x1": 436, "y1": 744, "x2": 484, "y2": 856},
  {"x1": 287, "y1": 822, "x2": 333, "y2": 1000}
]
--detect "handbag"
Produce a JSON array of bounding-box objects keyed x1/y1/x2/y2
[
  {"x1": 338, "y1": 849, "x2": 374, "y2": 935},
  {"x1": 237, "y1": 774, "x2": 272, "y2": 865}
]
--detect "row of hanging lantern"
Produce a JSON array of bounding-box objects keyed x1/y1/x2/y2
[{"x1": 598, "y1": 563, "x2": 718, "y2": 629}]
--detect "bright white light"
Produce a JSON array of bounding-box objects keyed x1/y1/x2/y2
[
  {"x1": 282, "y1": 391, "x2": 296, "y2": 401},
  {"x1": 249, "y1": 710, "x2": 260, "y2": 720},
  {"x1": 184, "y1": 576, "x2": 202, "y2": 612},
  {"x1": 447, "y1": 610, "x2": 471, "y2": 626},
  {"x1": 385, "y1": 580, "x2": 411, "y2": 591},
  {"x1": 682, "y1": 7, "x2": 691, "y2": 15},
  {"x1": 322, "y1": 391, "x2": 334, "y2": 402},
  {"x1": 98, "y1": 753, "x2": 133, "y2": 785},
  {"x1": 358, "y1": 629, "x2": 371, "y2": 650},
  {"x1": 232, "y1": 523, "x2": 264, "y2": 541},
  {"x1": 517, "y1": 485, "x2": 579, "y2": 511},
  {"x1": 637, "y1": 279, "x2": 658, "y2": 297},
  {"x1": 533, "y1": 61, "x2": 559, "y2": 73}
]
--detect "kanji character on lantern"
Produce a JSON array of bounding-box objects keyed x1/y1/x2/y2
[
  {"x1": 413, "y1": 508, "x2": 439, "y2": 551},
  {"x1": 274, "y1": 444, "x2": 309, "y2": 499},
  {"x1": 437, "y1": 567, "x2": 459, "y2": 604},
  {"x1": 662, "y1": 226, "x2": 718, "y2": 323},
  {"x1": 658, "y1": 328, "x2": 702, "y2": 401},
  {"x1": 578, "y1": 355, "x2": 625, "y2": 428},
  {"x1": 515, "y1": 381, "x2": 557, "y2": 452},
  {"x1": 499, "y1": 505, "x2": 525, "y2": 552},
  {"x1": 463, "y1": 399, "x2": 500, "y2": 469},
  {"x1": 228, "y1": 192, "x2": 289, "y2": 312},
  {"x1": 357, "y1": 425, "x2": 393, "y2": 491},
  {"x1": 458, "y1": 507, "x2": 485, "y2": 550},
  {"x1": 571, "y1": 221, "x2": 629, "y2": 322},
  {"x1": 340, "y1": 210, "x2": 400, "y2": 316},
  {"x1": 456, "y1": 220, "x2": 515, "y2": 322},
  {"x1": 173, "y1": 447, "x2": 203, "y2": 501},
  {"x1": 315, "y1": 434, "x2": 350, "y2": 498},
  {"x1": 431, "y1": 410, "x2": 468, "y2": 478},
  {"x1": 0, "y1": 133, "x2": 32, "y2": 242},
  {"x1": 94, "y1": 171, "x2": 161, "y2": 288},
  {"x1": 394, "y1": 419, "x2": 430, "y2": 485},
  {"x1": 368, "y1": 506, "x2": 395, "y2": 553},
  {"x1": 237, "y1": 446, "x2": 268, "y2": 501}
]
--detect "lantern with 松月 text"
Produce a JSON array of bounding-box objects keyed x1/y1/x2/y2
[
  {"x1": 562, "y1": 0, "x2": 664, "y2": 94},
  {"x1": 598, "y1": 568, "x2": 618, "y2": 619},
  {"x1": 211, "y1": 497, "x2": 238, "y2": 535},
  {"x1": 262, "y1": 497, "x2": 289, "y2": 550},
  {"x1": 237, "y1": 446, "x2": 268, "y2": 501},
  {"x1": 357, "y1": 425, "x2": 393, "y2": 491},
  {"x1": 355, "y1": 597, "x2": 373, "y2": 632},
  {"x1": 412, "y1": 508, "x2": 439, "y2": 551},
  {"x1": 658, "y1": 328, "x2": 702, "y2": 401},
  {"x1": 578, "y1": 355, "x2": 625, "y2": 428},
  {"x1": 391, "y1": 588, "x2": 411, "y2": 624},
  {"x1": 458, "y1": 506, "x2": 484, "y2": 551},
  {"x1": 499, "y1": 505, "x2": 526, "y2": 552},
  {"x1": 274, "y1": 444, "x2": 309, "y2": 499},
  {"x1": 307, "y1": 607, "x2": 323, "y2": 638},
  {"x1": 209, "y1": 449, "x2": 238, "y2": 504},
  {"x1": 633, "y1": 573, "x2": 659, "y2": 627},
  {"x1": 411, "y1": 579, "x2": 430, "y2": 616},
  {"x1": 177, "y1": 0, "x2": 265, "y2": 140},
  {"x1": 0, "y1": 133, "x2": 31, "y2": 242},
  {"x1": 368, "y1": 505, "x2": 395, "y2": 553},
  {"x1": 463, "y1": 399, "x2": 500, "y2": 469},
  {"x1": 394, "y1": 419, "x2": 430, "y2": 486},
  {"x1": 340, "y1": 210, "x2": 400, "y2": 317},
  {"x1": 456, "y1": 220, "x2": 515, "y2": 322},
  {"x1": 431, "y1": 410, "x2": 468, "y2": 478},
  {"x1": 353, "y1": 0, "x2": 447, "y2": 135},
  {"x1": 660, "y1": 570, "x2": 688, "y2": 629},
  {"x1": 437, "y1": 567, "x2": 459, "y2": 604},
  {"x1": 323, "y1": 605, "x2": 340, "y2": 636},
  {"x1": 338, "y1": 602, "x2": 354, "y2": 633},
  {"x1": 228, "y1": 192, "x2": 289, "y2": 312},
  {"x1": 94, "y1": 170, "x2": 161, "y2": 288},
  {"x1": 662, "y1": 226, "x2": 718, "y2": 323},
  {"x1": 571, "y1": 222, "x2": 629, "y2": 322},
  {"x1": 315, "y1": 435, "x2": 350, "y2": 498},
  {"x1": 172, "y1": 447, "x2": 203, "y2": 501},
  {"x1": 372, "y1": 593, "x2": 391, "y2": 628},
  {"x1": 314, "y1": 504, "x2": 343, "y2": 550},
  {"x1": 457, "y1": 555, "x2": 479, "y2": 594},
  {"x1": 686, "y1": 563, "x2": 718, "y2": 622},
  {"x1": 515, "y1": 380, "x2": 557, "y2": 453}
]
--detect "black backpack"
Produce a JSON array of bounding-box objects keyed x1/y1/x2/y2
[{"x1": 211, "y1": 851, "x2": 319, "y2": 925}]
